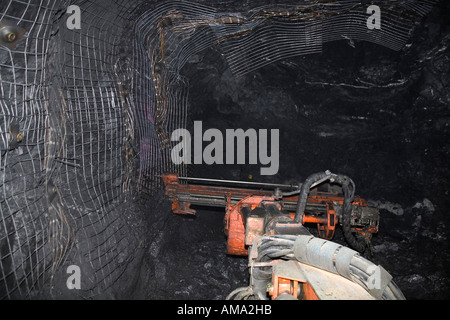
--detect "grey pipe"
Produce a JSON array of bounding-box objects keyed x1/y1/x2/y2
[{"x1": 293, "y1": 235, "x2": 406, "y2": 300}]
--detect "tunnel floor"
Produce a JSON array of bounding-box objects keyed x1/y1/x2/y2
[{"x1": 140, "y1": 203, "x2": 249, "y2": 300}]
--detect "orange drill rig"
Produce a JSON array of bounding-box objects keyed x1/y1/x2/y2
[{"x1": 162, "y1": 171, "x2": 405, "y2": 300}]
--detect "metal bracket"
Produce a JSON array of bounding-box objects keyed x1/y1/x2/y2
[
  {"x1": 0, "y1": 21, "x2": 26, "y2": 49},
  {"x1": 8, "y1": 122, "x2": 23, "y2": 151}
]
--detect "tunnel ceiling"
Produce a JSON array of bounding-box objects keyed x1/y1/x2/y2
[{"x1": 0, "y1": 0, "x2": 449, "y2": 300}]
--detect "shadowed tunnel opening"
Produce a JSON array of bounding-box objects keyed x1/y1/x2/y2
[{"x1": 0, "y1": 0, "x2": 449, "y2": 300}]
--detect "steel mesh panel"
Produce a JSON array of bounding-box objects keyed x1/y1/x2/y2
[
  {"x1": 43, "y1": 0, "x2": 144, "y2": 298},
  {"x1": 0, "y1": 0, "x2": 63, "y2": 299},
  {"x1": 1, "y1": 0, "x2": 143, "y2": 299},
  {"x1": 216, "y1": 0, "x2": 439, "y2": 77},
  {"x1": 134, "y1": 1, "x2": 218, "y2": 194}
]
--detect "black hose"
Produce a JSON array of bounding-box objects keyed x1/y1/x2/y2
[
  {"x1": 258, "y1": 240, "x2": 294, "y2": 251},
  {"x1": 226, "y1": 287, "x2": 253, "y2": 300},
  {"x1": 336, "y1": 175, "x2": 367, "y2": 253},
  {"x1": 294, "y1": 171, "x2": 367, "y2": 252},
  {"x1": 294, "y1": 172, "x2": 331, "y2": 223}
]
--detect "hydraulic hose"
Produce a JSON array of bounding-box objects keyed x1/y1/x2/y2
[
  {"x1": 294, "y1": 171, "x2": 367, "y2": 253},
  {"x1": 226, "y1": 286, "x2": 254, "y2": 300},
  {"x1": 295, "y1": 171, "x2": 332, "y2": 224},
  {"x1": 333, "y1": 174, "x2": 367, "y2": 253},
  {"x1": 247, "y1": 235, "x2": 405, "y2": 300},
  {"x1": 293, "y1": 235, "x2": 406, "y2": 300}
]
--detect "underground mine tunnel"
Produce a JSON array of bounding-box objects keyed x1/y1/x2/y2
[{"x1": 0, "y1": 0, "x2": 449, "y2": 300}]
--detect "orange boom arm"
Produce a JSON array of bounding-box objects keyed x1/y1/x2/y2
[{"x1": 162, "y1": 173, "x2": 379, "y2": 256}]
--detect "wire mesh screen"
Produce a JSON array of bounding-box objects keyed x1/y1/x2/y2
[
  {"x1": 0, "y1": 0, "x2": 438, "y2": 299},
  {"x1": 133, "y1": 0, "x2": 438, "y2": 192},
  {"x1": 47, "y1": 0, "x2": 144, "y2": 298},
  {"x1": 134, "y1": 2, "x2": 218, "y2": 193},
  {"x1": 0, "y1": 0, "x2": 143, "y2": 299},
  {"x1": 217, "y1": 1, "x2": 439, "y2": 76},
  {"x1": 1, "y1": 0, "x2": 63, "y2": 299}
]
